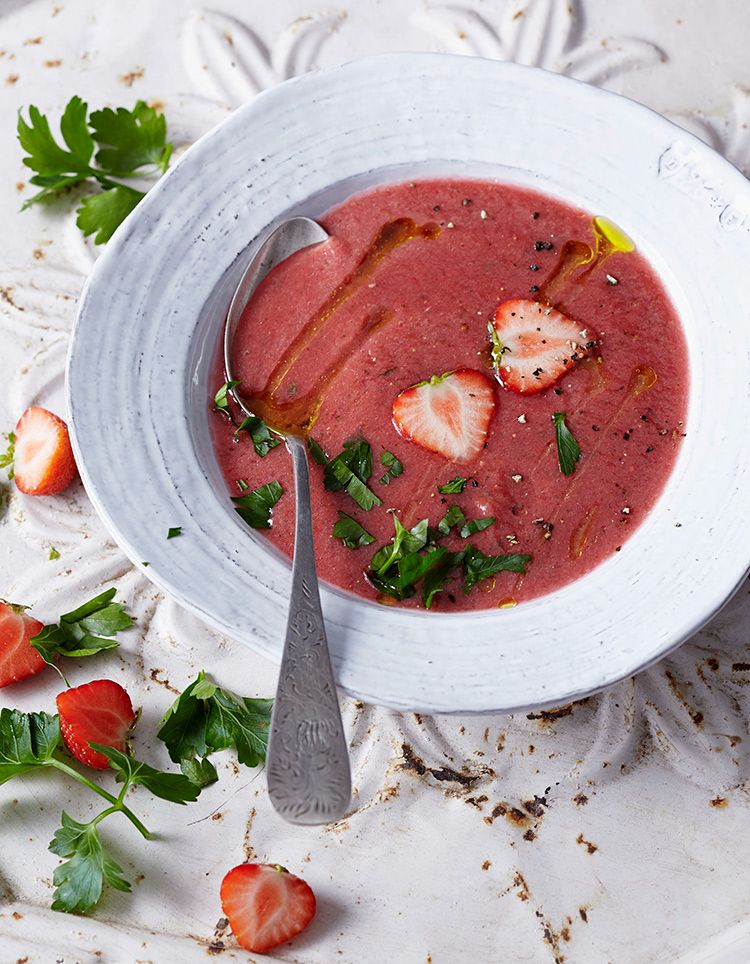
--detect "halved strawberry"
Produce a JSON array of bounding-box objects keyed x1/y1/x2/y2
[
  {"x1": 392, "y1": 369, "x2": 496, "y2": 463},
  {"x1": 220, "y1": 863, "x2": 317, "y2": 953},
  {"x1": 490, "y1": 299, "x2": 596, "y2": 394},
  {"x1": 56, "y1": 679, "x2": 136, "y2": 770},
  {"x1": 13, "y1": 406, "x2": 78, "y2": 495},
  {"x1": 0, "y1": 601, "x2": 45, "y2": 688}
]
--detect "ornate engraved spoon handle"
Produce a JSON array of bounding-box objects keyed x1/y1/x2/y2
[{"x1": 266, "y1": 435, "x2": 351, "y2": 825}]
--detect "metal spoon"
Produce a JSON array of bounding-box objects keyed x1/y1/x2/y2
[{"x1": 224, "y1": 216, "x2": 351, "y2": 825}]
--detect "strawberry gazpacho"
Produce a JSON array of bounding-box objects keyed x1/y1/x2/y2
[{"x1": 211, "y1": 179, "x2": 688, "y2": 611}]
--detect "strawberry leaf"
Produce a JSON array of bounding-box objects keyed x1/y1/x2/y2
[{"x1": 0, "y1": 431, "x2": 15, "y2": 480}]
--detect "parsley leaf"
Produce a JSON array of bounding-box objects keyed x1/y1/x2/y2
[
  {"x1": 422, "y1": 550, "x2": 465, "y2": 609},
  {"x1": 89, "y1": 101, "x2": 172, "y2": 176},
  {"x1": 379, "y1": 450, "x2": 403, "y2": 485},
  {"x1": 179, "y1": 755, "x2": 218, "y2": 788},
  {"x1": 311, "y1": 436, "x2": 381, "y2": 511},
  {"x1": 214, "y1": 379, "x2": 240, "y2": 414},
  {"x1": 370, "y1": 515, "x2": 430, "y2": 575},
  {"x1": 438, "y1": 504, "x2": 466, "y2": 535},
  {"x1": 76, "y1": 184, "x2": 144, "y2": 244},
  {"x1": 18, "y1": 97, "x2": 93, "y2": 186},
  {"x1": 462, "y1": 547, "x2": 532, "y2": 594},
  {"x1": 17, "y1": 97, "x2": 171, "y2": 243},
  {"x1": 167, "y1": 527, "x2": 182, "y2": 539},
  {"x1": 234, "y1": 414, "x2": 281, "y2": 457},
  {"x1": 49, "y1": 547, "x2": 60, "y2": 560},
  {"x1": 332, "y1": 511, "x2": 375, "y2": 549},
  {"x1": 0, "y1": 431, "x2": 15, "y2": 480},
  {"x1": 157, "y1": 671, "x2": 272, "y2": 779},
  {"x1": 438, "y1": 476, "x2": 468, "y2": 494},
  {"x1": 308, "y1": 437, "x2": 329, "y2": 466},
  {"x1": 0, "y1": 708, "x2": 60, "y2": 783},
  {"x1": 232, "y1": 481, "x2": 283, "y2": 529},
  {"x1": 49, "y1": 812, "x2": 130, "y2": 914},
  {"x1": 460, "y1": 516, "x2": 495, "y2": 538},
  {"x1": 90, "y1": 744, "x2": 200, "y2": 804},
  {"x1": 30, "y1": 587, "x2": 133, "y2": 665},
  {"x1": 552, "y1": 412, "x2": 581, "y2": 476}
]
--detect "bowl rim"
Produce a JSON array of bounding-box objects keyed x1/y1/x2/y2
[{"x1": 67, "y1": 52, "x2": 750, "y2": 713}]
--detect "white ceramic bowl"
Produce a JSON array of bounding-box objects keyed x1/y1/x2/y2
[{"x1": 67, "y1": 53, "x2": 750, "y2": 713}]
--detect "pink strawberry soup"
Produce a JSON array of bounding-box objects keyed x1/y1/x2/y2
[{"x1": 211, "y1": 178, "x2": 688, "y2": 612}]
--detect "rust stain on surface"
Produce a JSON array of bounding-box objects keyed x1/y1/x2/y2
[
  {"x1": 526, "y1": 702, "x2": 582, "y2": 723},
  {"x1": 576, "y1": 832, "x2": 598, "y2": 854},
  {"x1": 119, "y1": 66, "x2": 144, "y2": 86},
  {"x1": 513, "y1": 871, "x2": 530, "y2": 901},
  {"x1": 710, "y1": 796, "x2": 728, "y2": 809},
  {"x1": 664, "y1": 670, "x2": 704, "y2": 728},
  {"x1": 573, "y1": 792, "x2": 589, "y2": 806},
  {"x1": 732, "y1": 661, "x2": 750, "y2": 672}
]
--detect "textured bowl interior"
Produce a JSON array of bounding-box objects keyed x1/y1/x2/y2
[{"x1": 67, "y1": 53, "x2": 750, "y2": 713}]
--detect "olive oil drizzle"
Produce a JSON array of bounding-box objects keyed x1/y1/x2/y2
[{"x1": 242, "y1": 217, "x2": 440, "y2": 435}]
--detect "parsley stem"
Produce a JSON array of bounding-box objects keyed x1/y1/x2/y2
[{"x1": 46, "y1": 758, "x2": 151, "y2": 839}]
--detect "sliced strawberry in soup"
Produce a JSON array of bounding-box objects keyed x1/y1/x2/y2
[
  {"x1": 392, "y1": 369, "x2": 496, "y2": 463},
  {"x1": 490, "y1": 298, "x2": 596, "y2": 394}
]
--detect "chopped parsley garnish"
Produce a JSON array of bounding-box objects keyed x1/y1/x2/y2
[
  {"x1": 17, "y1": 97, "x2": 172, "y2": 243},
  {"x1": 234, "y1": 414, "x2": 281, "y2": 457},
  {"x1": 309, "y1": 436, "x2": 381, "y2": 511},
  {"x1": 332, "y1": 511, "x2": 375, "y2": 549},
  {"x1": 438, "y1": 504, "x2": 494, "y2": 538},
  {"x1": 368, "y1": 513, "x2": 531, "y2": 608},
  {"x1": 214, "y1": 379, "x2": 239, "y2": 416},
  {"x1": 0, "y1": 431, "x2": 15, "y2": 480},
  {"x1": 437, "y1": 476, "x2": 469, "y2": 494},
  {"x1": 462, "y1": 547, "x2": 531, "y2": 594},
  {"x1": 552, "y1": 411, "x2": 582, "y2": 476},
  {"x1": 438, "y1": 504, "x2": 466, "y2": 535},
  {"x1": 460, "y1": 516, "x2": 495, "y2": 538},
  {"x1": 379, "y1": 450, "x2": 404, "y2": 485},
  {"x1": 232, "y1": 480, "x2": 283, "y2": 529},
  {"x1": 48, "y1": 547, "x2": 60, "y2": 560},
  {"x1": 167, "y1": 527, "x2": 182, "y2": 539}
]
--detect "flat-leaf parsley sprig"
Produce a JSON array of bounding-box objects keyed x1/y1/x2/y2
[
  {"x1": 0, "y1": 707, "x2": 198, "y2": 914},
  {"x1": 17, "y1": 96, "x2": 172, "y2": 243}
]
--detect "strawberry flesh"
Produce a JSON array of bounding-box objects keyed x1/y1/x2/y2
[
  {"x1": 490, "y1": 298, "x2": 595, "y2": 394},
  {"x1": 220, "y1": 863, "x2": 317, "y2": 953},
  {"x1": 0, "y1": 602, "x2": 45, "y2": 688},
  {"x1": 14, "y1": 406, "x2": 78, "y2": 495},
  {"x1": 392, "y1": 368, "x2": 496, "y2": 463},
  {"x1": 56, "y1": 679, "x2": 136, "y2": 770}
]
